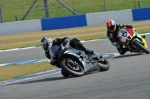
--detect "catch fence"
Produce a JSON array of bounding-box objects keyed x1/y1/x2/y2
[{"x1": 0, "y1": 0, "x2": 150, "y2": 23}]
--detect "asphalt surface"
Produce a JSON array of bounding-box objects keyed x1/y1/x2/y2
[{"x1": 0, "y1": 35, "x2": 150, "y2": 99}]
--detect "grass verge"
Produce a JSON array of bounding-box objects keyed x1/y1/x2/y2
[
  {"x1": 0, "y1": 62, "x2": 55, "y2": 81},
  {"x1": 0, "y1": 20, "x2": 150, "y2": 81},
  {"x1": 0, "y1": 20, "x2": 150, "y2": 50},
  {"x1": 2, "y1": 0, "x2": 149, "y2": 22}
]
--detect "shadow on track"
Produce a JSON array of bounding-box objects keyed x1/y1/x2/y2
[
  {"x1": 14, "y1": 76, "x2": 74, "y2": 85},
  {"x1": 8, "y1": 71, "x2": 102, "y2": 85},
  {"x1": 17, "y1": 72, "x2": 102, "y2": 85},
  {"x1": 114, "y1": 53, "x2": 147, "y2": 59}
]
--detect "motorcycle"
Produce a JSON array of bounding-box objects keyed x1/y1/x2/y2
[
  {"x1": 117, "y1": 27, "x2": 150, "y2": 54},
  {"x1": 48, "y1": 41, "x2": 110, "y2": 77}
]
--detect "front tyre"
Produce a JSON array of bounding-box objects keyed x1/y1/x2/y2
[
  {"x1": 98, "y1": 58, "x2": 110, "y2": 71},
  {"x1": 133, "y1": 40, "x2": 150, "y2": 54},
  {"x1": 60, "y1": 55, "x2": 84, "y2": 77}
]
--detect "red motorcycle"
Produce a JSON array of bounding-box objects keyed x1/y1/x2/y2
[{"x1": 118, "y1": 27, "x2": 149, "y2": 54}]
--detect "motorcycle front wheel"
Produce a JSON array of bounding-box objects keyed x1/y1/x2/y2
[
  {"x1": 132, "y1": 40, "x2": 150, "y2": 54},
  {"x1": 98, "y1": 58, "x2": 110, "y2": 71},
  {"x1": 60, "y1": 55, "x2": 84, "y2": 77}
]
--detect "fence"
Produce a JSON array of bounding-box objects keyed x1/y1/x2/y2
[{"x1": 0, "y1": 0, "x2": 150, "y2": 23}]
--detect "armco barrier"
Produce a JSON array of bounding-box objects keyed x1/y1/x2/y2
[
  {"x1": 0, "y1": 7, "x2": 150, "y2": 35},
  {"x1": 0, "y1": 19, "x2": 42, "y2": 35},
  {"x1": 41, "y1": 14, "x2": 87, "y2": 31},
  {"x1": 86, "y1": 9, "x2": 133, "y2": 26},
  {"x1": 132, "y1": 7, "x2": 150, "y2": 21}
]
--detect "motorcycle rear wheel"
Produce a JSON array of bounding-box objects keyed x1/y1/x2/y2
[
  {"x1": 61, "y1": 69, "x2": 70, "y2": 77},
  {"x1": 60, "y1": 55, "x2": 84, "y2": 77},
  {"x1": 132, "y1": 40, "x2": 150, "y2": 54}
]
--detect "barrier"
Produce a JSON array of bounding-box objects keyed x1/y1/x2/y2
[
  {"x1": 41, "y1": 14, "x2": 87, "y2": 31},
  {"x1": 132, "y1": 7, "x2": 150, "y2": 21},
  {"x1": 0, "y1": 7, "x2": 149, "y2": 35},
  {"x1": 86, "y1": 9, "x2": 133, "y2": 26},
  {"x1": 0, "y1": 19, "x2": 42, "y2": 35}
]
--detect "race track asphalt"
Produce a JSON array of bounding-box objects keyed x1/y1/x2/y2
[{"x1": 0, "y1": 35, "x2": 150, "y2": 99}]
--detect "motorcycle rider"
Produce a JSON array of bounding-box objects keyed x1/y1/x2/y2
[
  {"x1": 106, "y1": 19, "x2": 139, "y2": 55},
  {"x1": 40, "y1": 36, "x2": 94, "y2": 67}
]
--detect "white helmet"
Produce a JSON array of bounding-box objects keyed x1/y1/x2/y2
[{"x1": 40, "y1": 36, "x2": 53, "y2": 51}]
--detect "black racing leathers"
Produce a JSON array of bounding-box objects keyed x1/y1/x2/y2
[
  {"x1": 45, "y1": 37, "x2": 93, "y2": 67},
  {"x1": 107, "y1": 24, "x2": 133, "y2": 55},
  {"x1": 45, "y1": 37, "x2": 70, "y2": 59}
]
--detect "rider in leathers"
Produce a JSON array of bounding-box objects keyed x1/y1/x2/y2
[
  {"x1": 106, "y1": 19, "x2": 137, "y2": 55},
  {"x1": 40, "y1": 36, "x2": 94, "y2": 68}
]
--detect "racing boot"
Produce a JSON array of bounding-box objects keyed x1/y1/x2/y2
[
  {"x1": 142, "y1": 35, "x2": 146, "y2": 38},
  {"x1": 119, "y1": 48, "x2": 129, "y2": 55},
  {"x1": 77, "y1": 43, "x2": 94, "y2": 55},
  {"x1": 85, "y1": 49, "x2": 94, "y2": 55}
]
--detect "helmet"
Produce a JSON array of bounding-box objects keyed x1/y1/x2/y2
[
  {"x1": 40, "y1": 36, "x2": 53, "y2": 51},
  {"x1": 106, "y1": 19, "x2": 116, "y2": 32}
]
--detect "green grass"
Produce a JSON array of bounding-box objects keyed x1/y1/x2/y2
[
  {"x1": 1, "y1": 0, "x2": 150, "y2": 22},
  {"x1": 0, "y1": 62, "x2": 56, "y2": 81},
  {"x1": 0, "y1": 0, "x2": 150, "y2": 82},
  {"x1": 0, "y1": 18, "x2": 149, "y2": 81},
  {"x1": 0, "y1": 20, "x2": 150, "y2": 50}
]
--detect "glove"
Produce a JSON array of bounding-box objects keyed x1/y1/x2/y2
[
  {"x1": 62, "y1": 39, "x2": 69, "y2": 46},
  {"x1": 126, "y1": 25, "x2": 133, "y2": 28},
  {"x1": 132, "y1": 28, "x2": 136, "y2": 31},
  {"x1": 120, "y1": 24, "x2": 133, "y2": 29}
]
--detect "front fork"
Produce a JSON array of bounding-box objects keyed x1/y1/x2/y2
[
  {"x1": 131, "y1": 32, "x2": 147, "y2": 47},
  {"x1": 141, "y1": 38, "x2": 147, "y2": 48}
]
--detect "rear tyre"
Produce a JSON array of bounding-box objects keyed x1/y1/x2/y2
[
  {"x1": 60, "y1": 55, "x2": 84, "y2": 77},
  {"x1": 61, "y1": 69, "x2": 69, "y2": 77},
  {"x1": 133, "y1": 40, "x2": 150, "y2": 54}
]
